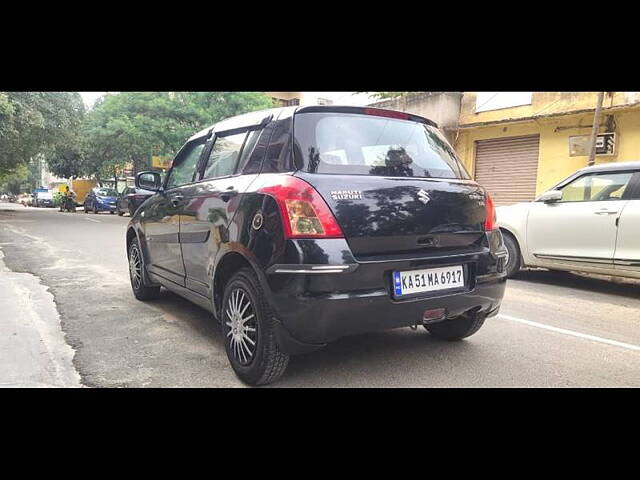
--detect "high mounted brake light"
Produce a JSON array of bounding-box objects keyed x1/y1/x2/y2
[
  {"x1": 363, "y1": 108, "x2": 410, "y2": 120},
  {"x1": 484, "y1": 193, "x2": 497, "y2": 231},
  {"x1": 258, "y1": 177, "x2": 344, "y2": 239}
]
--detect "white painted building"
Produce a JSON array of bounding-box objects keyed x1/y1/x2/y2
[{"x1": 265, "y1": 92, "x2": 375, "y2": 107}]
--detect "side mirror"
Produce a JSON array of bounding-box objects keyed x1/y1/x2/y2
[
  {"x1": 136, "y1": 171, "x2": 162, "y2": 192},
  {"x1": 538, "y1": 190, "x2": 562, "y2": 203}
]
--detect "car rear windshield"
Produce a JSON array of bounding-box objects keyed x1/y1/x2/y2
[
  {"x1": 97, "y1": 188, "x2": 118, "y2": 197},
  {"x1": 293, "y1": 112, "x2": 469, "y2": 179}
]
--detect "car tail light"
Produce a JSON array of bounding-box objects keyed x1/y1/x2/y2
[
  {"x1": 484, "y1": 193, "x2": 497, "y2": 231},
  {"x1": 259, "y1": 176, "x2": 343, "y2": 239},
  {"x1": 363, "y1": 108, "x2": 410, "y2": 120}
]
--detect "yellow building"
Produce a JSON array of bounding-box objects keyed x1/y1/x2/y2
[{"x1": 454, "y1": 92, "x2": 640, "y2": 206}]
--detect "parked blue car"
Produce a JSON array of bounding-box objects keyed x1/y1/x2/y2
[{"x1": 84, "y1": 187, "x2": 119, "y2": 214}]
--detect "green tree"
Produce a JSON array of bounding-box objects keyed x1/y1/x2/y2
[
  {"x1": 81, "y1": 92, "x2": 274, "y2": 181},
  {"x1": 364, "y1": 92, "x2": 414, "y2": 100},
  {"x1": 0, "y1": 92, "x2": 85, "y2": 175},
  {"x1": 0, "y1": 163, "x2": 29, "y2": 194}
]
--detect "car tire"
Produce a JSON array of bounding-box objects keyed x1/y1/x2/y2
[
  {"x1": 110, "y1": 211, "x2": 114, "y2": 215},
  {"x1": 117, "y1": 208, "x2": 124, "y2": 216},
  {"x1": 93, "y1": 206, "x2": 99, "y2": 214},
  {"x1": 221, "y1": 267, "x2": 289, "y2": 386},
  {"x1": 502, "y1": 231, "x2": 522, "y2": 278},
  {"x1": 128, "y1": 237, "x2": 161, "y2": 301},
  {"x1": 424, "y1": 312, "x2": 486, "y2": 341}
]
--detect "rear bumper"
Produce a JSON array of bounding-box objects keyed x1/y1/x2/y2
[
  {"x1": 274, "y1": 277, "x2": 505, "y2": 349},
  {"x1": 263, "y1": 237, "x2": 507, "y2": 351}
]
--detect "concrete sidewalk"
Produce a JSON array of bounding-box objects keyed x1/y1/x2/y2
[{"x1": 0, "y1": 246, "x2": 81, "y2": 388}]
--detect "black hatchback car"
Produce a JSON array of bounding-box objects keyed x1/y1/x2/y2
[
  {"x1": 116, "y1": 187, "x2": 154, "y2": 216},
  {"x1": 126, "y1": 106, "x2": 507, "y2": 385}
]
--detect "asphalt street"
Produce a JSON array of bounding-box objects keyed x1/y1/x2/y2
[{"x1": 1, "y1": 203, "x2": 639, "y2": 387}]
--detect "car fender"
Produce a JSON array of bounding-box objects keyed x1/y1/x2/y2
[
  {"x1": 211, "y1": 243, "x2": 273, "y2": 318},
  {"x1": 496, "y1": 202, "x2": 534, "y2": 265},
  {"x1": 210, "y1": 191, "x2": 287, "y2": 317}
]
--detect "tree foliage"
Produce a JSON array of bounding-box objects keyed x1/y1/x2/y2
[
  {"x1": 366, "y1": 92, "x2": 414, "y2": 100},
  {"x1": 0, "y1": 92, "x2": 85, "y2": 175},
  {"x1": 1, "y1": 92, "x2": 275, "y2": 185},
  {"x1": 0, "y1": 163, "x2": 29, "y2": 194},
  {"x1": 81, "y1": 92, "x2": 275, "y2": 179}
]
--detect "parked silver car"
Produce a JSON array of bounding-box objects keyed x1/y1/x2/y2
[{"x1": 498, "y1": 161, "x2": 640, "y2": 280}]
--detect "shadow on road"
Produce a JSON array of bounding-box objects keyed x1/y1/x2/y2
[
  {"x1": 511, "y1": 269, "x2": 640, "y2": 299},
  {"x1": 0, "y1": 208, "x2": 20, "y2": 217},
  {"x1": 278, "y1": 329, "x2": 481, "y2": 387},
  {"x1": 149, "y1": 289, "x2": 224, "y2": 345},
  {"x1": 146, "y1": 287, "x2": 478, "y2": 387}
]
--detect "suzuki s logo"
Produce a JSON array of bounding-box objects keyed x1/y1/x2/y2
[{"x1": 417, "y1": 189, "x2": 431, "y2": 205}]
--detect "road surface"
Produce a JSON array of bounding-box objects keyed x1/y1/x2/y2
[{"x1": 1, "y1": 204, "x2": 638, "y2": 387}]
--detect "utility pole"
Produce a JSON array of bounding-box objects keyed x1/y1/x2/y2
[{"x1": 587, "y1": 92, "x2": 606, "y2": 166}]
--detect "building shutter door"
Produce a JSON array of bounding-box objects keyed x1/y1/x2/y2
[{"x1": 474, "y1": 135, "x2": 540, "y2": 207}]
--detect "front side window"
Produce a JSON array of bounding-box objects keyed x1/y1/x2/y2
[
  {"x1": 166, "y1": 141, "x2": 205, "y2": 190},
  {"x1": 559, "y1": 172, "x2": 633, "y2": 202},
  {"x1": 202, "y1": 132, "x2": 247, "y2": 180},
  {"x1": 293, "y1": 112, "x2": 469, "y2": 179}
]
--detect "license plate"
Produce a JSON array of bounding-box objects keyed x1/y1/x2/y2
[{"x1": 393, "y1": 265, "x2": 465, "y2": 297}]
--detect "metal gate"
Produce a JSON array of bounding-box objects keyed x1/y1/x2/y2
[{"x1": 474, "y1": 135, "x2": 540, "y2": 207}]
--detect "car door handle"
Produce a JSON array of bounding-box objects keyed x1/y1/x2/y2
[
  {"x1": 594, "y1": 209, "x2": 618, "y2": 215},
  {"x1": 170, "y1": 194, "x2": 184, "y2": 207},
  {"x1": 220, "y1": 188, "x2": 238, "y2": 202}
]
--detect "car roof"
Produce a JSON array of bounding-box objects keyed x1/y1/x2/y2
[
  {"x1": 188, "y1": 107, "x2": 295, "y2": 142},
  {"x1": 187, "y1": 105, "x2": 437, "y2": 142},
  {"x1": 575, "y1": 161, "x2": 640, "y2": 174}
]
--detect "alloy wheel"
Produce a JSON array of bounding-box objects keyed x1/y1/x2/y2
[
  {"x1": 129, "y1": 244, "x2": 143, "y2": 291},
  {"x1": 225, "y1": 288, "x2": 258, "y2": 366}
]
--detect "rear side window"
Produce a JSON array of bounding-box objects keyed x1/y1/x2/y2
[
  {"x1": 293, "y1": 112, "x2": 469, "y2": 179},
  {"x1": 202, "y1": 132, "x2": 247, "y2": 180},
  {"x1": 236, "y1": 129, "x2": 261, "y2": 173}
]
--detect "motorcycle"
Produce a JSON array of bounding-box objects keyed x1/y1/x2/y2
[{"x1": 59, "y1": 195, "x2": 76, "y2": 213}]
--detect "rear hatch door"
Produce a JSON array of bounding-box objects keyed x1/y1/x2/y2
[
  {"x1": 296, "y1": 173, "x2": 487, "y2": 258},
  {"x1": 292, "y1": 108, "x2": 488, "y2": 258}
]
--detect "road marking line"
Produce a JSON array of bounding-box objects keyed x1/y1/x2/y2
[
  {"x1": 85, "y1": 217, "x2": 100, "y2": 223},
  {"x1": 498, "y1": 314, "x2": 640, "y2": 352}
]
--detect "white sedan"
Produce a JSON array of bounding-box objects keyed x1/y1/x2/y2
[{"x1": 497, "y1": 161, "x2": 640, "y2": 279}]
